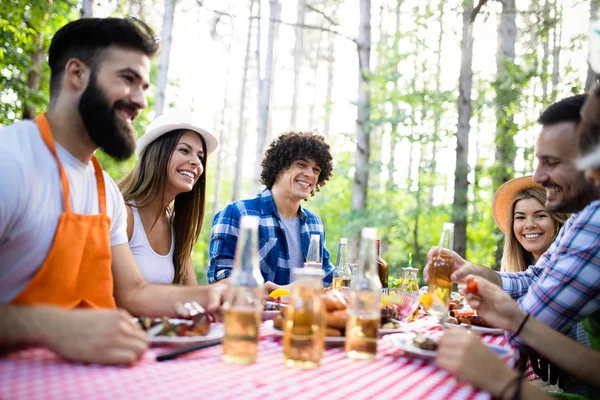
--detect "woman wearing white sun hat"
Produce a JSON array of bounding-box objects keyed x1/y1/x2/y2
[{"x1": 119, "y1": 111, "x2": 218, "y2": 285}]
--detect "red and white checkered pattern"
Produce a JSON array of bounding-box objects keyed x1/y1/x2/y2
[{"x1": 0, "y1": 319, "x2": 518, "y2": 400}]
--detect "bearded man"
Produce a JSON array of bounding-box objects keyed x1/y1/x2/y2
[{"x1": 0, "y1": 18, "x2": 226, "y2": 365}]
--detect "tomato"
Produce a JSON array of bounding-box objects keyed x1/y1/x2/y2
[{"x1": 466, "y1": 278, "x2": 478, "y2": 294}]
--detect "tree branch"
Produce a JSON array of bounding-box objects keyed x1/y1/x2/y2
[
  {"x1": 306, "y1": 4, "x2": 339, "y2": 26},
  {"x1": 471, "y1": 0, "x2": 489, "y2": 23},
  {"x1": 265, "y1": 17, "x2": 356, "y2": 45}
]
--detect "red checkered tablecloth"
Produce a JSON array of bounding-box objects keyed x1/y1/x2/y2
[{"x1": 0, "y1": 319, "x2": 518, "y2": 400}]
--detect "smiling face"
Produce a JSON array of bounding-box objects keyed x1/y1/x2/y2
[
  {"x1": 79, "y1": 46, "x2": 150, "y2": 160},
  {"x1": 273, "y1": 159, "x2": 322, "y2": 202},
  {"x1": 512, "y1": 198, "x2": 557, "y2": 261},
  {"x1": 533, "y1": 122, "x2": 598, "y2": 213},
  {"x1": 166, "y1": 130, "x2": 206, "y2": 195}
]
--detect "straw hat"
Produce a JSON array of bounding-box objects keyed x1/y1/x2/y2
[
  {"x1": 492, "y1": 175, "x2": 544, "y2": 233},
  {"x1": 136, "y1": 111, "x2": 218, "y2": 158}
]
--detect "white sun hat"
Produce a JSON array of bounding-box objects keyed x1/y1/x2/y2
[{"x1": 135, "y1": 111, "x2": 218, "y2": 158}]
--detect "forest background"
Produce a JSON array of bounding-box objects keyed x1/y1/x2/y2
[{"x1": 1, "y1": 0, "x2": 595, "y2": 284}]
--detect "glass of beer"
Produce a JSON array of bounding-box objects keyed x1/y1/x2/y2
[
  {"x1": 283, "y1": 268, "x2": 326, "y2": 369},
  {"x1": 428, "y1": 223, "x2": 454, "y2": 322}
]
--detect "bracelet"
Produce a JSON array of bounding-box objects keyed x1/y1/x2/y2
[{"x1": 513, "y1": 313, "x2": 530, "y2": 337}]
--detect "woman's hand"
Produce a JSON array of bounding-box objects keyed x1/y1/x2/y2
[
  {"x1": 463, "y1": 276, "x2": 525, "y2": 333},
  {"x1": 436, "y1": 328, "x2": 518, "y2": 398}
]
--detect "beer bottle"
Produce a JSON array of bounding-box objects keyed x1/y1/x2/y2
[
  {"x1": 222, "y1": 216, "x2": 264, "y2": 364},
  {"x1": 345, "y1": 228, "x2": 382, "y2": 360},
  {"x1": 305, "y1": 234, "x2": 321, "y2": 269},
  {"x1": 376, "y1": 239, "x2": 389, "y2": 289},
  {"x1": 332, "y1": 238, "x2": 351, "y2": 290}
]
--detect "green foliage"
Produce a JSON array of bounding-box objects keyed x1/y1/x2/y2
[{"x1": 0, "y1": 0, "x2": 75, "y2": 125}]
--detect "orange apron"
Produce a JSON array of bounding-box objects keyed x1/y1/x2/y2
[{"x1": 11, "y1": 113, "x2": 116, "y2": 309}]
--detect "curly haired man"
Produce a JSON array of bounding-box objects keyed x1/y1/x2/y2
[{"x1": 208, "y1": 131, "x2": 335, "y2": 289}]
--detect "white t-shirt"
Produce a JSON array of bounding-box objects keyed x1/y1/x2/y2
[
  {"x1": 128, "y1": 204, "x2": 175, "y2": 284},
  {"x1": 0, "y1": 120, "x2": 128, "y2": 303}
]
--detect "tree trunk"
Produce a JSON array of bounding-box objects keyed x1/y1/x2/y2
[
  {"x1": 253, "y1": 0, "x2": 279, "y2": 194},
  {"x1": 212, "y1": 16, "x2": 236, "y2": 217},
  {"x1": 308, "y1": 30, "x2": 323, "y2": 129},
  {"x1": 550, "y1": 0, "x2": 562, "y2": 102},
  {"x1": 290, "y1": 0, "x2": 305, "y2": 129},
  {"x1": 154, "y1": 0, "x2": 176, "y2": 117},
  {"x1": 232, "y1": 0, "x2": 256, "y2": 202},
  {"x1": 353, "y1": 0, "x2": 371, "y2": 211},
  {"x1": 586, "y1": 0, "x2": 600, "y2": 91},
  {"x1": 429, "y1": 0, "x2": 444, "y2": 206},
  {"x1": 23, "y1": 0, "x2": 52, "y2": 120},
  {"x1": 82, "y1": 0, "x2": 93, "y2": 17},
  {"x1": 453, "y1": 0, "x2": 476, "y2": 258},
  {"x1": 540, "y1": 0, "x2": 550, "y2": 106},
  {"x1": 323, "y1": 28, "x2": 336, "y2": 136},
  {"x1": 493, "y1": 0, "x2": 517, "y2": 264}
]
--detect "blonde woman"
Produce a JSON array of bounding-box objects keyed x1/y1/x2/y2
[
  {"x1": 492, "y1": 176, "x2": 569, "y2": 272},
  {"x1": 119, "y1": 111, "x2": 218, "y2": 285}
]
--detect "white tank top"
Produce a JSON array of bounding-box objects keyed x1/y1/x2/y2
[{"x1": 128, "y1": 205, "x2": 176, "y2": 284}]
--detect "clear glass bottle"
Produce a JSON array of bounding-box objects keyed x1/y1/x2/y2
[
  {"x1": 305, "y1": 233, "x2": 322, "y2": 269},
  {"x1": 428, "y1": 222, "x2": 454, "y2": 320},
  {"x1": 283, "y1": 267, "x2": 326, "y2": 369},
  {"x1": 222, "y1": 216, "x2": 264, "y2": 364},
  {"x1": 400, "y1": 266, "x2": 420, "y2": 322},
  {"x1": 332, "y1": 238, "x2": 351, "y2": 290},
  {"x1": 345, "y1": 227, "x2": 382, "y2": 360}
]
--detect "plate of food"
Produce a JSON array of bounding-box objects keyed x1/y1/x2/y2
[
  {"x1": 446, "y1": 315, "x2": 504, "y2": 336},
  {"x1": 384, "y1": 333, "x2": 512, "y2": 360},
  {"x1": 137, "y1": 317, "x2": 224, "y2": 346},
  {"x1": 262, "y1": 301, "x2": 287, "y2": 321}
]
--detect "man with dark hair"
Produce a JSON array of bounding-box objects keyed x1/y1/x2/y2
[
  {"x1": 208, "y1": 131, "x2": 335, "y2": 288},
  {"x1": 424, "y1": 94, "x2": 600, "y2": 389},
  {"x1": 0, "y1": 18, "x2": 226, "y2": 365}
]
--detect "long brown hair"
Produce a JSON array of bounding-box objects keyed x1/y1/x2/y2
[
  {"x1": 119, "y1": 129, "x2": 207, "y2": 284},
  {"x1": 500, "y1": 188, "x2": 569, "y2": 272}
]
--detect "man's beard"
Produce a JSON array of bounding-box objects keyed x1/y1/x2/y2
[
  {"x1": 78, "y1": 73, "x2": 137, "y2": 161},
  {"x1": 545, "y1": 175, "x2": 600, "y2": 213}
]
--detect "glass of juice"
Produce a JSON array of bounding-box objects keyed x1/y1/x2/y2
[{"x1": 283, "y1": 268, "x2": 326, "y2": 369}]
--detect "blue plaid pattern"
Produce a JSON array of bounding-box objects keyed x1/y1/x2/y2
[
  {"x1": 499, "y1": 200, "x2": 600, "y2": 346},
  {"x1": 208, "y1": 188, "x2": 334, "y2": 285}
]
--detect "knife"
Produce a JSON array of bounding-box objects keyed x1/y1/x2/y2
[{"x1": 156, "y1": 339, "x2": 222, "y2": 362}]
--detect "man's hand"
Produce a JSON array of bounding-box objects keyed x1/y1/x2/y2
[
  {"x1": 42, "y1": 308, "x2": 148, "y2": 365},
  {"x1": 424, "y1": 247, "x2": 502, "y2": 286},
  {"x1": 463, "y1": 276, "x2": 525, "y2": 333},
  {"x1": 424, "y1": 247, "x2": 471, "y2": 283},
  {"x1": 436, "y1": 328, "x2": 519, "y2": 398}
]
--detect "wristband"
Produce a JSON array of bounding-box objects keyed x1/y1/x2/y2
[{"x1": 513, "y1": 313, "x2": 530, "y2": 337}]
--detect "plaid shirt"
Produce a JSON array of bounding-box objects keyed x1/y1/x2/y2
[
  {"x1": 499, "y1": 200, "x2": 600, "y2": 346},
  {"x1": 207, "y1": 188, "x2": 334, "y2": 285}
]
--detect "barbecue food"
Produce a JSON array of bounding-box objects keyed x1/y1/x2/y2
[
  {"x1": 413, "y1": 334, "x2": 438, "y2": 351},
  {"x1": 455, "y1": 315, "x2": 493, "y2": 328}
]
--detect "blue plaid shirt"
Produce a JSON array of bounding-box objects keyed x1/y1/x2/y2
[
  {"x1": 207, "y1": 188, "x2": 334, "y2": 285},
  {"x1": 499, "y1": 200, "x2": 600, "y2": 346}
]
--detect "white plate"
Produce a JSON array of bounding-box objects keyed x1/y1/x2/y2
[
  {"x1": 446, "y1": 323, "x2": 504, "y2": 336},
  {"x1": 264, "y1": 320, "x2": 345, "y2": 344},
  {"x1": 378, "y1": 320, "x2": 411, "y2": 335},
  {"x1": 261, "y1": 310, "x2": 280, "y2": 321},
  {"x1": 146, "y1": 319, "x2": 224, "y2": 346},
  {"x1": 384, "y1": 333, "x2": 512, "y2": 360}
]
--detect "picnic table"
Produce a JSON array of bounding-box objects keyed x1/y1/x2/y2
[{"x1": 0, "y1": 317, "x2": 517, "y2": 400}]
